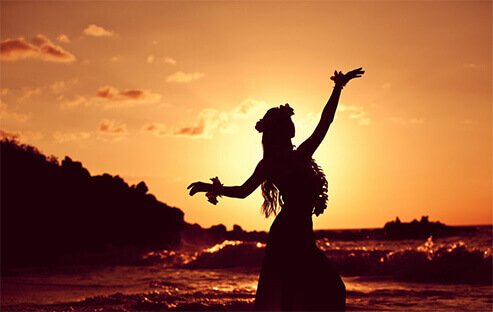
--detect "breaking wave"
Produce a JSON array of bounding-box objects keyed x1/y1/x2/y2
[
  {"x1": 328, "y1": 236, "x2": 492, "y2": 284},
  {"x1": 141, "y1": 237, "x2": 491, "y2": 284}
]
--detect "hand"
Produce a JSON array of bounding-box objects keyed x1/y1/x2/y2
[
  {"x1": 330, "y1": 67, "x2": 365, "y2": 87},
  {"x1": 187, "y1": 182, "x2": 211, "y2": 196}
]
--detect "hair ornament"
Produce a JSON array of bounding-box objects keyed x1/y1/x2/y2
[
  {"x1": 255, "y1": 104, "x2": 294, "y2": 133},
  {"x1": 279, "y1": 103, "x2": 294, "y2": 117},
  {"x1": 255, "y1": 119, "x2": 265, "y2": 133}
]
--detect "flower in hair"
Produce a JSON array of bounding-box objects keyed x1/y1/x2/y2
[
  {"x1": 279, "y1": 103, "x2": 294, "y2": 117},
  {"x1": 255, "y1": 104, "x2": 294, "y2": 133},
  {"x1": 206, "y1": 176, "x2": 223, "y2": 205},
  {"x1": 255, "y1": 119, "x2": 265, "y2": 133}
]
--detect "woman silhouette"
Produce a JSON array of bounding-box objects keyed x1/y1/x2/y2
[{"x1": 188, "y1": 68, "x2": 364, "y2": 311}]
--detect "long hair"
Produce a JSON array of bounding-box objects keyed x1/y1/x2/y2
[
  {"x1": 256, "y1": 104, "x2": 328, "y2": 218},
  {"x1": 260, "y1": 180, "x2": 282, "y2": 218},
  {"x1": 255, "y1": 105, "x2": 293, "y2": 218},
  {"x1": 260, "y1": 129, "x2": 289, "y2": 218}
]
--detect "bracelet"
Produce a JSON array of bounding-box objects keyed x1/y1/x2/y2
[{"x1": 206, "y1": 176, "x2": 223, "y2": 205}]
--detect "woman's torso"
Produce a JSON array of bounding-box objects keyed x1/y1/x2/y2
[
  {"x1": 264, "y1": 150, "x2": 322, "y2": 244},
  {"x1": 266, "y1": 150, "x2": 319, "y2": 213}
]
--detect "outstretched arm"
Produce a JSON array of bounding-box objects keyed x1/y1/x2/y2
[
  {"x1": 298, "y1": 68, "x2": 364, "y2": 158},
  {"x1": 188, "y1": 160, "x2": 265, "y2": 199}
]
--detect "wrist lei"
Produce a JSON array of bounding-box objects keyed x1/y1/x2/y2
[{"x1": 206, "y1": 176, "x2": 223, "y2": 205}]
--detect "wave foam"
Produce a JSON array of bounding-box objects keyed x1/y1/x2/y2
[{"x1": 140, "y1": 237, "x2": 491, "y2": 284}]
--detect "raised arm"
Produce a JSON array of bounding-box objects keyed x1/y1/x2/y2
[
  {"x1": 298, "y1": 68, "x2": 364, "y2": 158},
  {"x1": 188, "y1": 159, "x2": 265, "y2": 200}
]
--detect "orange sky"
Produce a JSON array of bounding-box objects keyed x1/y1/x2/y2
[{"x1": 1, "y1": 1, "x2": 491, "y2": 231}]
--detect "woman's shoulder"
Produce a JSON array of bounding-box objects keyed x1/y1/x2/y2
[{"x1": 293, "y1": 148, "x2": 311, "y2": 162}]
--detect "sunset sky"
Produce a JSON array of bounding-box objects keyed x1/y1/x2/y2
[{"x1": 1, "y1": 1, "x2": 491, "y2": 231}]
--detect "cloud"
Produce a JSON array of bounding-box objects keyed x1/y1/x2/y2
[
  {"x1": 147, "y1": 56, "x2": 176, "y2": 65},
  {"x1": 338, "y1": 104, "x2": 371, "y2": 126},
  {"x1": 172, "y1": 99, "x2": 269, "y2": 138},
  {"x1": 0, "y1": 129, "x2": 42, "y2": 141},
  {"x1": 50, "y1": 79, "x2": 78, "y2": 94},
  {"x1": 95, "y1": 86, "x2": 162, "y2": 109},
  {"x1": 295, "y1": 112, "x2": 318, "y2": 129},
  {"x1": 1, "y1": 35, "x2": 76, "y2": 63},
  {"x1": 1, "y1": 88, "x2": 8, "y2": 96},
  {"x1": 51, "y1": 81, "x2": 66, "y2": 93},
  {"x1": 463, "y1": 63, "x2": 483, "y2": 69},
  {"x1": 60, "y1": 95, "x2": 86, "y2": 110},
  {"x1": 97, "y1": 86, "x2": 139, "y2": 99},
  {"x1": 82, "y1": 24, "x2": 115, "y2": 37},
  {"x1": 0, "y1": 129, "x2": 20, "y2": 140},
  {"x1": 231, "y1": 97, "x2": 269, "y2": 119},
  {"x1": 0, "y1": 38, "x2": 38, "y2": 60},
  {"x1": 53, "y1": 131, "x2": 90, "y2": 143},
  {"x1": 110, "y1": 56, "x2": 120, "y2": 62},
  {"x1": 390, "y1": 117, "x2": 425, "y2": 125},
  {"x1": 349, "y1": 111, "x2": 366, "y2": 119},
  {"x1": 163, "y1": 57, "x2": 176, "y2": 65},
  {"x1": 18, "y1": 87, "x2": 41, "y2": 101},
  {"x1": 172, "y1": 108, "x2": 220, "y2": 138},
  {"x1": 98, "y1": 119, "x2": 126, "y2": 134},
  {"x1": 0, "y1": 102, "x2": 30, "y2": 122},
  {"x1": 338, "y1": 104, "x2": 361, "y2": 113},
  {"x1": 174, "y1": 124, "x2": 205, "y2": 137},
  {"x1": 144, "y1": 97, "x2": 268, "y2": 139},
  {"x1": 141, "y1": 123, "x2": 170, "y2": 137},
  {"x1": 166, "y1": 71, "x2": 204, "y2": 83},
  {"x1": 56, "y1": 34, "x2": 70, "y2": 43},
  {"x1": 29, "y1": 35, "x2": 75, "y2": 62},
  {"x1": 96, "y1": 135, "x2": 127, "y2": 143}
]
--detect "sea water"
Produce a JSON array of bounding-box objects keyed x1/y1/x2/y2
[{"x1": 2, "y1": 226, "x2": 491, "y2": 311}]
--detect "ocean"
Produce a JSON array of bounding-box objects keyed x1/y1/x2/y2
[{"x1": 2, "y1": 225, "x2": 491, "y2": 311}]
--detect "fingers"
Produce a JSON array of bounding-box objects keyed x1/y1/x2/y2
[
  {"x1": 348, "y1": 68, "x2": 364, "y2": 75},
  {"x1": 188, "y1": 185, "x2": 199, "y2": 196},
  {"x1": 345, "y1": 68, "x2": 365, "y2": 81},
  {"x1": 187, "y1": 183, "x2": 195, "y2": 196},
  {"x1": 188, "y1": 182, "x2": 205, "y2": 196}
]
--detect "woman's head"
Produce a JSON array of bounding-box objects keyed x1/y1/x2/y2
[{"x1": 256, "y1": 104, "x2": 295, "y2": 147}]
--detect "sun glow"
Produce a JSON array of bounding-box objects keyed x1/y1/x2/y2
[{"x1": 1, "y1": 1, "x2": 491, "y2": 231}]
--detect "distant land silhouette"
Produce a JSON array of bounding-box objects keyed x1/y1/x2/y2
[
  {"x1": 1, "y1": 139, "x2": 186, "y2": 268},
  {"x1": 0, "y1": 139, "x2": 477, "y2": 271},
  {"x1": 0, "y1": 139, "x2": 267, "y2": 270}
]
